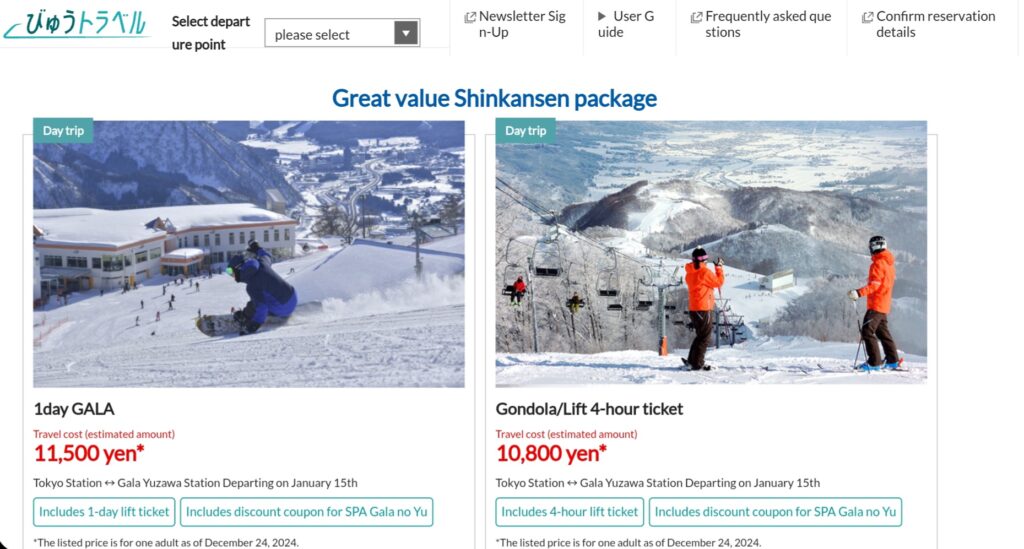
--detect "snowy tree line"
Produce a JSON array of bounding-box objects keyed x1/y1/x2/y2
[
  {"x1": 497, "y1": 192, "x2": 927, "y2": 356},
  {"x1": 496, "y1": 193, "x2": 694, "y2": 354},
  {"x1": 763, "y1": 276, "x2": 927, "y2": 355}
]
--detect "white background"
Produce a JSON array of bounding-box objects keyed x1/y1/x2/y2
[{"x1": 2, "y1": 1, "x2": 1023, "y2": 548}]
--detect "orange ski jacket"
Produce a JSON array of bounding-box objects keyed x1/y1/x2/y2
[
  {"x1": 684, "y1": 263, "x2": 725, "y2": 312},
  {"x1": 858, "y1": 249, "x2": 896, "y2": 314}
]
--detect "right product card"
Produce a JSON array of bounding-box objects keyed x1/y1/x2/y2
[{"x1": 487, "y1": 120, "x2": 935, "y2": 548}]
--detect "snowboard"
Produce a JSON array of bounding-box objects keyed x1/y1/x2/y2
[
  {"x1": 195, "y1": 302, "x2": 322, "y2": 337},
  {"x1": 195, "y1": 313, "x2": 287, "y2": 337}
]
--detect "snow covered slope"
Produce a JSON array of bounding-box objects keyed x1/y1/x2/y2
[
  {"x1": 34, "y1": 240, "x2": 464, "y2": 388},
  {"x1": 710, "y1": 265, "x2": 807, "y2": 327},
  {"x1": 290, "y1": 236, "x2": 464, "y2": 302},
  {"x1": 497, "y1": 338, "x2": 926, "y2": 386}
]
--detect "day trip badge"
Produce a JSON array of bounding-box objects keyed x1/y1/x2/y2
[
  {"x1": 496, "y1": 118, "x2": 556, "y2": 144},
  {"x1": 33, "y1": 118, "x2": 93, "y2": 143}
]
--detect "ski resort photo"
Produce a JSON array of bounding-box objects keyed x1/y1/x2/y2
[
  {"x1": 495, "y1": 121, "x2": 929, "y2": 385},
  {"x1": 32, "y1": 120, "x2": 465, "y2": 388}
]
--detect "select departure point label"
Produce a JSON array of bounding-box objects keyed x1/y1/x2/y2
[{"x1": 170, "y1": 14, "x2": 251, "y2": 53}]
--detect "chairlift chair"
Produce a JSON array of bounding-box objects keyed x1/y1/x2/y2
[
  {"x1": 634, "y1": 279, "x2": 654, "y2": 311},
  {"x1": 565, "y1": 296, "x2": 586, "y2": 314},
  {"x1": 633, "y1": 265, "x2": 659, "y2": 311},
  {"x1": 596, "y1": 260, "x2": 624, "y2": 310},
  {"x1": 501, "y1": 265, "x2": 521, "y2": 296},
  {"x1": 532, "y1": 239, "x2": 562, "y2": 277},
  {"x1": 597, "y1": 268, "x2": 619, "y2": 296},
  {"x1": 636, "y1": 298, "x2": 654, "y2": 311}
]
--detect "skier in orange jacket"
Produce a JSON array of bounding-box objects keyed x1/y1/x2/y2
[
  {"x1": 848, "y1": 235, "x2": 901, "y2": 371},
  {"x1": 682, "y1": 247, "x2": 725, "y2": 371}
]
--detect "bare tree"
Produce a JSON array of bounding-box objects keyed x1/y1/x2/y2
[{"x1": 312, "y1": 203, "x2": 356, "y2": 243}]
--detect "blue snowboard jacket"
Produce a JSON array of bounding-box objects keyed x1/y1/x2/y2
[{"x1": 238, "y1": 249, "x2": 297, "y2": 325}]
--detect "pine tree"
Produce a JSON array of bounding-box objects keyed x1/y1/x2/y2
[{"x1": 439, "y1": 195, "x2": 464, "y2": 234}]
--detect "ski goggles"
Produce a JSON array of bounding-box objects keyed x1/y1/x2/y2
[{"x1": 694, "y1": 255, "x2": 708, "y2": 261}]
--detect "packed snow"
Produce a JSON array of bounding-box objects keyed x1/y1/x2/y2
[
  {"x1": 625, "y1": 188, "x2": 702, "y2": 234},
  {"x1": 34, "y1": 237, "x2": 465, "y2": 388},
  {"x1": 496, "y1": 338, "x2": 926, "y2": 386}
]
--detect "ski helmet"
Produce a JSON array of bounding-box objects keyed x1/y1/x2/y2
[
  {"x1": 226, "y1": 255, "x2": 245, "y2": 282},
  {"x1": 869, "y1": 235, "x2": 887, "y2": 254},
  {"x1": 692, "y1": 247, "x2": 708, "y2": 262}
]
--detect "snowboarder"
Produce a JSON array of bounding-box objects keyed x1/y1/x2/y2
[
  {"x1": 226, "y1": 242, "x2": 298, "y2": 335},
  {"x1": 162, "y1": 286, "x2": 166, "y2": 296},
  {"x1": 168, "y1": 301, "x2": 173, "y2": 311},
  {"x1": 155, "y1": 311, "x2": 161, "y2": 322},
  {"x1": 682, "y1": 247, "x2": 725, "y2": 371},
  {"x1": 848, "y1": 235, "x2": 901, "y2": 371},
  {"x1": 135, "y1": 316, "x2": 139, "y2": 327},
  {"x1": 567, "y1": 292, "x2": 583, "y2": 314},
  {"x1": 195, "y1": 282, "x2": 199, "y2": 292},
  {"x1": 170, "y1": 294, "x2": 175, "y2": 303},
  {"x1": 510, "y1": 276, "x2": 527, "y2": 305},
  {"x1": 140, "y1": 300, "x2": 144, "y2": 310}
]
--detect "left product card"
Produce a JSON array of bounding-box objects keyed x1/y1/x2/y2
[{"x1": 25, "y1": 120, "x2": 472, "y2": 546}]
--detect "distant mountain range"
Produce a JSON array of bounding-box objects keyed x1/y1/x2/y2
[
  {"x1": 34, "y1": 121, "x2": 301, "y2": 210},
  {"x1": 561, "y1": 179, "x2": 926, "y2": 298}
]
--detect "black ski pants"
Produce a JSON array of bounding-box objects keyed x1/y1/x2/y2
[
  {"x1": 687, "y1": 310, "x2": 714, "y2": 368},
  {"x1": 861, "y1": 309, "x2": 899, "y2": 366}
]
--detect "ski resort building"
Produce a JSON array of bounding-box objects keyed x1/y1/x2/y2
[
  {"x1": 760, "y1": 269, "x2": 796, "y2": 293},
  {"x1": 33, "y1": 204, "x2": 297, "y2": 298},
  {"x1": 265, "y1": 189, "x2": 287, "y2": 214}
]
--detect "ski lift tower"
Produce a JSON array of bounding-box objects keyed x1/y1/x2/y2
[
  {"x1": 526, "y1": 255, "x2": 540, "y2": 353},
  {"x1": 640, "y1": 261, "x2": 683, "y2": 356},
  {"x1": 410, "y1": 211, "x2": 424, "y2": 280}
]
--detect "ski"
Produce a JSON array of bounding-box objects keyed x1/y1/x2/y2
[
  {"x1": 680, "y1": 357, "x2": 712, "y2": 371},
  {"x1": 885, "y1": 358, "x2": 910, "y2": 372}
]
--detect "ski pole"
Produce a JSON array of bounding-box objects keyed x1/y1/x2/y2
[
  {"x1": 850, "y1": 297, "x2": 864, "y2": 368},
  {"x1": 852, "y1": 337, "x2": 862, "y2": 369}
]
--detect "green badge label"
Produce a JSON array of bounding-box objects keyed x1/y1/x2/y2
[
  {"x1": 34, "y1": 118, "x2": 93, "y2": 143},
  {"x1": 496, "y1": 118, "x2": 556, "y2": 144}
]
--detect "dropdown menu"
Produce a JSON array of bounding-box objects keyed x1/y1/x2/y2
[{"x1": 265, "y1": 18, "x2": 420, "y2": 47}]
